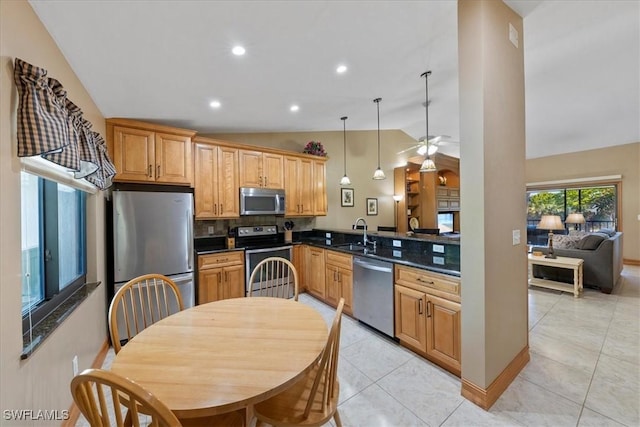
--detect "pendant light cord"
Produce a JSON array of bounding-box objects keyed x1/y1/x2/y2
[
  {"x1": 374, "y1": 98, "x2": 382, "y2": 168},
  {"x1": 341, "y1": 116, "x2": 348, "y2": 175},
  {"x1": 422, "y1": 71, "x2": 432, "y2": 160}
]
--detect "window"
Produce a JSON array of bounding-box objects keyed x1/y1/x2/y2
[
  {"x1": 526, "y1": 184, "x2": 617, "y2": 245},
  {"x1": 21, "y1": 171, "x2": 87, "y2": 334}
]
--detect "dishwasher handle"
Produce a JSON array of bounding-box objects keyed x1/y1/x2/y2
[{"x1": 353, "y1": 257, "x2": 393, "y2": 273}]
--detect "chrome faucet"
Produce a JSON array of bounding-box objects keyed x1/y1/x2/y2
[{"x1": 354, "y1": 217, "x2": 368, "y2": 246}]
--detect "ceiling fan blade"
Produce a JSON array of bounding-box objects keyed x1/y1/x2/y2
[{"x1": 397, "y1": 144, "x2": 422, "y2": 154}]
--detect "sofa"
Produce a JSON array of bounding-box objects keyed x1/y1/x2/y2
[{"x1": 532, "y1": 230, "x2": 623, "y2": 294}]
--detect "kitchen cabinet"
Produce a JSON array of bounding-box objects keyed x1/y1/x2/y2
[
  {"x1": 394, "y1": 264, "x2": 461, "y2": 376},
  {"x1": 324, "y1": 250, "x2": 353, "y2": 315},
  {"x1": 197, "y1": 251, "x2": 245, "y2": 304},
  {"x1": 313, "y1": 160, "x2": 327, "y2": 216},
  {"x1": 284, "y1": 156, "x2": 314, "y2": 216},
  {"x1": 306, "y1": 246, "x2": 325, "y2": 299},
  {"x1": 293, "y1": 244, "x2": 306, "y2": 292},
  {"x1": 436, "y1": 186, "x2": 460, "y2": 211},
  {"x1": 239, "y1": 149, "x2": 284, "y2": 189},
  {"x1": 107, "y1": 119, "x2": 195, "y2": 185},
  {"x1": 194, "y1": 142, "x2": 239, "y2": 219}
]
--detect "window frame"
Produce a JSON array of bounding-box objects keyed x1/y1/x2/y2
[{"x1": 21, "y1": 173, "x2": 87, "y2": 335}]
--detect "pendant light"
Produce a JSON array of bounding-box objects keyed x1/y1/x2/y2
[
  {"x1": 372, "y1": 97, "x2": 386, "y2": 180},
  {"x1": 419, "y1": 71, "x2": 437, "y2": 173},
  {"x1": 340, "y1": 116, "x2": 351, "y2": 185}
]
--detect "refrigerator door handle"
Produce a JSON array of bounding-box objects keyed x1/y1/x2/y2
[{"x1": 187, "y1": 209, "x2": 193, "y2": 270}]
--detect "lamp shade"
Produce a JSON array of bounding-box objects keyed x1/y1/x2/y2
[
  {"x1": 419, "y1": 158, "x2": 437, "y2": 173},
  {"x1": 393, "y1": 195, "x2": 403, "y2": 202},
  {"x1": 537, "y1": 215, "x2": 564, "y2": 230},
  {"x1": 565, "y1": 213, "x2": 585, "y2": 224}
]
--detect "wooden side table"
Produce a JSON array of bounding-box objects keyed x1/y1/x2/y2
[{"x1": 527, "y1": 254, "x2": 584, "y2": 298}]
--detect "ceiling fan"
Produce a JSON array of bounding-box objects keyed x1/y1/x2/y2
[{"x1": 397, "y1": 134, "x2": 456, "y2": 155}]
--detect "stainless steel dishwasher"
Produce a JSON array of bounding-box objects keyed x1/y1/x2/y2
[{"x1": 353, "y1": 256, "x2": 395, "y2": 337}]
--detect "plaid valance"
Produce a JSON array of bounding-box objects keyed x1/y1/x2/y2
[{"x1": 14, "y1": 58, "x2": 115, "y2": 189}]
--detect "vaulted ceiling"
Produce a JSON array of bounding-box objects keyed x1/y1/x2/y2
[{"x1": 29, "y1": 0, "x2": 639, "y2": 159}]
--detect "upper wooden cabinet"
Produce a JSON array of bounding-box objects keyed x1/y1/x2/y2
[
  {"x1": 239, "y1": 150, "x2": 284, "y2": 189},
  {"x1": 194, "y1": 142, "x2": 239, "y2": 219},
  {"x1": 107, "y1": 119, "x2": 195, "y2": 185},
  {"x1": 284, "y1": 156, "x2": 327, "y2": 217}
]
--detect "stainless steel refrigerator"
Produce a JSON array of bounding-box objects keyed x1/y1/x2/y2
[{"x1": 112, "y1": 190, "x2": 194, "y2": 340}]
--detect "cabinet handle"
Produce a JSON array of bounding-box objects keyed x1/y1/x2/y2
[
  {"x1": 148, "y1": 164, "x2": 153, "y2": 178},
  {"x1": 214, "y1": 204, "x2": 217, "y2": 215},
  {"x1": 418, "y1": 299, "x2": 423, "y2": 315},
  {"x1": 259, "y1": 175, "x2": 262, "y2": 187},
  {"x1": 417, "y1": 277, "x2": 435, "y2": 285},
  {"x1": 426, "y1": 301, "x2": 432, "y2": 318},
  {"x1": 220, "y1": 203, "x2": 223, "y2": 213},
  {"x1": 157, "y1": 165, "x2": 160, "y2": 178}
]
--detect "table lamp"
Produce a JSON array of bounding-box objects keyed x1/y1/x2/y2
[
  {"x1": 537, "y1": 215, "x2": 565, "y2": 259},
  {"x1": 565, "y1": 213, "x2": 585, "y2": 231}
]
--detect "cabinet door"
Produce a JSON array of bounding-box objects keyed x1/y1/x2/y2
[
  {"x1": 239, "y1": 150, "x2": 263, "y2": 187},
  {"x1": 284, "y1": 156, "x2": 300, "y2": 216},
  {"x1": 217, "y1": 147, "x2": 240, "y2": 217},
  {"x1": 306, "y1": 247, "x2": 325, "y2": 298},
  {"x1": 339, "y1": 267, "x2": 353, "y2": 315},
  {"x1": 313, "y1": 160, "x2": 327, "y2": 215},
  {"x1": 263, "y1": 153, "x2": 284, "y2": 189},
  {"x1": 198, "y1": 268, "x2": 223, "y2": 304},
  {"x1": 325, "y1": 265, "x2": 340, "y2": 307},
  {"x1": 223, "y1": 264, "x2": 245, "y2": 299},
  {"x1": 194, "y1": 143, "x2": 217, "y2": 218},
  {"x1": 299, "y1": 158, "x2": 314, "y2": 216},
  {"x1": 155, "y1": 132, "x2": 192, "y2": 185},
  {"x1": 113, "y1": 126, "x2": 155, "y2": 182},
  {"x1": 394, "y1": 285, "x2": 427, "y2": 352},
  {"x1": 426, "y1": 294, "x2": 461, "y2": 373}
]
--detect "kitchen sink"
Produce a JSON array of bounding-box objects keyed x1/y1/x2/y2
[{"x1": 334, "y1": 243, "x2": 368, "y2": 253}]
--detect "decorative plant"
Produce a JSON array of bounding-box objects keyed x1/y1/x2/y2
[{"x1": 303, "y1": 141, "x2": 327, "y2": 157}]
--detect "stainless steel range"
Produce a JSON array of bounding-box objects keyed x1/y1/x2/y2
[{"x1": 235, "y1": 225, "x2": 293, "y2": 297}]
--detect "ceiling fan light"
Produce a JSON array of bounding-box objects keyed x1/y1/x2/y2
[
  {"x1": 372, "y1": 167, "x2": 386, "y2": 180},
  {"x1": 416, "y1": 145, "x2": 427, "y2": 155},
  {"x1": 419, "y1": 158, "x2": 437, "y2": 173},
  {"x1": 428, "y1": 144, "x2": 438, "y2": 155},
  {"x1": 340, "y1": 174, "x2": 351, "y2": 185}
]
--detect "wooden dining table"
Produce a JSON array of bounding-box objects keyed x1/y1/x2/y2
[{"x1": 110, "y1": 297, "x2": 328, "y2": 421}]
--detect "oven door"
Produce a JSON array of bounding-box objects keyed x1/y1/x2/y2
[{"x1": 245, "y1": 246, "x2": 293, "y2": 297}]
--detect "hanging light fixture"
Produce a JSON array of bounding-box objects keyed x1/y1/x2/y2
[
  {"x1": 420, "y1": 71, "x2": 437, "y2": 173},
  {"x1": 372, "y1": 97, "x2": 386, "y2": 180},
  {"x1": 340, "y1": 116, "x2": 351, "y2": 185}
]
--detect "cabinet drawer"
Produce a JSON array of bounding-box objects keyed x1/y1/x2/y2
[
  {"x1": 198, "y1": 251, "x2": 244, "y2": 270},
  {"x1": 325, "y1": 250, "x2": 352, "y2": 270},
  {"x1": 395, "y1": 265, "x2": 460, "y2": 300}
]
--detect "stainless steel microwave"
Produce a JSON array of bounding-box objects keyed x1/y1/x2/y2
[{"x1": 240, "y1": 187, "x2": 285, "y2": 216}]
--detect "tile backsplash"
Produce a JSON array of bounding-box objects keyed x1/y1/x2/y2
[{"x1": 195, "y1": 216, "x2": 316, "y2": 237}]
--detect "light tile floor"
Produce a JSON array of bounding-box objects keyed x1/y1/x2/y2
[{"x1": 85, "y1": 265, "x2": 639, "y2": 427}]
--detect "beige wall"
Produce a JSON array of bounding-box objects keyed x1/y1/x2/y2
[
  {"x1": 458, "y1": 0, "x2": 528, "y2": 390},
  {"x1": 526, "y1": 142, "x2": 640, "y2": 262},
  {"x1": 1, "y1": 0, "x2": 108, "y2": 420},
  {"x1": 208, "y1": 129, "x2": 419, "y2": 231}
]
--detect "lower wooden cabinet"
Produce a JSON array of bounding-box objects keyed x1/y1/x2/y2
[
  {"x1": 325, "y1": 250, "x2": 353, "y2": 315},
  {"x1": 306, "y1": 246, "x2": 326, "y2": 299},
  {"x1": 197, "y1": 251, "x2": 245, "y2": 304},
  {"x1": 394, "y1": 265, "x2": 461, "y2": 376}
]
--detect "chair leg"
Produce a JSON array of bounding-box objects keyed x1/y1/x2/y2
[{"x1": 333, "y1": 410, "x2": 343, "y2": 427}]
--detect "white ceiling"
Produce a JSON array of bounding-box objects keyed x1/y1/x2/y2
[{"x1": 29, "y1": 0, "x2": 639, "y2": 159}]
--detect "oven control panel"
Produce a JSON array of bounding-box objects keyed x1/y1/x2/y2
[{"x1": 236, "y1": 225, "x2": 278, "y2": 236}]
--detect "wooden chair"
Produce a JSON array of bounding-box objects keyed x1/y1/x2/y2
[
  {"x1": 248, "y1": 257, "x2": 299, "y2": 301},
  {"x1": 70, "y1": 368, "x2": 181, "y2": 427},
  {"x1": 109, "y1": 273, "x2": 184, "y2": 354},
  {"x1": 253, "y1": 298, "x2": 345, "y2": 427}
]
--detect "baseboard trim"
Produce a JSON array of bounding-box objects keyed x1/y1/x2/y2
[
  {"x1": 624, "y1": 259, "x2": 640, "y2": 266},
  {"x1": 62, "y1": 338, "x2": 110, "y2": 427},
  {"x1": 461, "y1": 345, "x2": 530, "y2": 410}
]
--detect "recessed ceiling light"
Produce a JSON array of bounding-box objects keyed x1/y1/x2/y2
[
  {"x1": 336, "y1": 65, "x2": 348, "y2": 74},
  {"x1": 209, "y1": 100, "x2": 221, "y2": 108},
  {"x1": 290, "y1": 105, "x2": 299, "y2": 112},
  {"x1": 232, "y1": 45, "x2": 246, "y2": 56}
]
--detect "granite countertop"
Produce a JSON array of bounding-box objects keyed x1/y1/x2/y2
[{"x1": 314, "y1": 227, "x2": 461, "y2": 245}]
